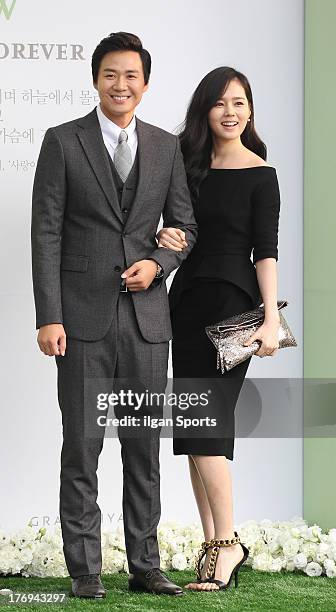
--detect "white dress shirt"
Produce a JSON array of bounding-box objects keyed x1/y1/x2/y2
[{"x1": 96, "y1": 104, "x2": 138, "y2": 163}]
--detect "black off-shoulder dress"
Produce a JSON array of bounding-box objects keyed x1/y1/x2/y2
[{"x1": 169, "y1": 167, "x2": 280, "y2": 459}]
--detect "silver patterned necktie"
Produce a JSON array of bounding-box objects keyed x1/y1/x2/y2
[{"x1": 113, "y1": 129, "x2": 132, "y2": 183}]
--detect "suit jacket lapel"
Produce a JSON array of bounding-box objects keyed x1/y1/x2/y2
[
  {"x1": 124, "y1": 118, "x2": 156, "y2": 229},
  {"x1": 76, "y1": 109, "x2": 123, "y2": 223}
]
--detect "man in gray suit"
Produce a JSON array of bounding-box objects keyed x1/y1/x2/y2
[{"x1": 31, "y1": 32, "x2": 197, "y2": 598}]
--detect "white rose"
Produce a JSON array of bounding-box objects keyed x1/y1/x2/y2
[
  {"x1": 293, "y1": 553, "x2": 307, "y2": 569},
  {"x1": 106, "y1": 532, "x2": 125, "y2": 549},
  {"x1": 269, "y1": 541, "x2": 282, "y2": 555},
  {"x1": 168, "y1": 541, "x2": 184, "y2": 554},
  {"x1": 160, "y1": 557, "x2": 171, "y2": 571},
  {"x1": 9, "y1": 555, "x2": 26, "y2": 575},
  {"x1": 27, "y1": 542, "x2": 68, "y2": 578},
  {"x1": 18, "y1": 548, "x2": 34, "y2": 566},
  {"x1": 269, "y1": 557, "x2": 284, "y2": 572},
  {"x1": 327, "y1": 543, "x2": 336, "y2": 561},
  {"x1": 264, "y1": 527, "x2": 280, "y2": 544},
  {"x1": 252, "y1": 552, "x2": 273, "y2": 572},
  {"x1": 285, "y1": 560, "x2": 295, "y2": 572},
  {"x1": 186, "y1": 553, "x2": 197, "y2": 569},
  {"x1": 251, "y1": 539, "x2": 267, "y2": 555},
  {"x1": 311, "y1": 525, "x2": 322, "y2": 541},
  {"x1": 326, "y1": 566, "x2": 336, "y2": 578},
  {"x1": 0, "y1": 532, "x2": 10, "y2": 548},
  {"x1": 0, "y1": 548, "x2": 17, "y2": 574},
  {"x1": 189, "y1": 538, "x2": 202, "y2": 550},
  {"x1": 315, "y1": 542, "x2": 329, "y2": 563},
  {"x1": 278, "y1": 529, "x2": 291, "y2": 547},
  {"x1": 11, "y1": 527, "x2": 37, "y2": 549},
  {"x1": 184, "y1": 546, "x2": 195, "y2": 557},
  {"x1": 328, "y1": 529, "x2": 336, "y2": 543},
  {"x1": 0, "y1": 547, "x2": 13, "y2": 574},
  {"x1": 238, "y1": 522, "x2": 261, "y2": 548},
  {"x1": 160, "y1": 550, "x2": 170, "y2": 566},
  {"x1": 324, "y1": 559, "x2": 336, "y2": 572},
  {"x1": 301, "y1": 542, "x2": 318, "y2": 560},
  {"x1": 305, "y1": 562, "x2": 322, "y2": 577},
  {"x1": 102, "y1": 549, "x2": 125, "y2": 574},
  {"x1": 171, "y1": 553, "x2": 188, "y2": 570},
  {"x1": 158, "y1": 527, "x2": 174, "y2": 542},
  {"x1": 282, "y1": 538, "x2": 300, "y2": 558},
  {"x1": 302, "y1": 526, "x2": 321, "y2": 543},
  {"x1": 318, "y1": 542, "x2": 329, "y2": 556}
]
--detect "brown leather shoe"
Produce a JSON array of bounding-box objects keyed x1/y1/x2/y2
[
  {"x1": 70, "y1": 574, "x2": 106, "y2": 599},
  {"x1": 129, "y1": 568, "x2": 184, "y2": 595}
]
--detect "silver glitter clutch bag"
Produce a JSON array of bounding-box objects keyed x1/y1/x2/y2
[{"x1": 205, "y1": 300, "x2": 297, "y2": 373}]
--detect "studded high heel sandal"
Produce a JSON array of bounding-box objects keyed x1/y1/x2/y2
[
  {"x1": 195, "y1": 540, "x2": 213, "y2": 583},
  {"x1": 203, "y1": 531, "x2": 249, "y2": 590}
]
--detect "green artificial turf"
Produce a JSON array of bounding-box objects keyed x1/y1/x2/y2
[{"x1": 0, "y1": 568, "x2": 335, "y2": 612}]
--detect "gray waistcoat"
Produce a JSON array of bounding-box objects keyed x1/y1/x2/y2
[
  {"x1": 106, "y1": 149, "x2": 139, "y2": 271},
  {"x1": 106, "y1": 148, "x2": 139, "y2": 212}
]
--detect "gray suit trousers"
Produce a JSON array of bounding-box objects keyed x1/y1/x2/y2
[{"x1": 55, "y1": 291, "x2": 169, "y2": 577}]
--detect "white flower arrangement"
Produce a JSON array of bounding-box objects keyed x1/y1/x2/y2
[{"x1": 0, "y1": 518, "x2": 335, "y2": 579}]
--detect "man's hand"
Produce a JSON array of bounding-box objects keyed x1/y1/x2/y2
[
  {"x1": 37, "y1": 324, "x2": 66, "y2": 357},
  {"x1": 121, "y1": 260, "x2": 158, "y2": 291}
]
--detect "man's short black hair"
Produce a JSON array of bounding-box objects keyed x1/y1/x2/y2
[{"x1": 92, "y1": 32, "x2": 151, "y2": 84}]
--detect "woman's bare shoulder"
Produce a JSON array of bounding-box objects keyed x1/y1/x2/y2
[{"x1": 247, "y1": 152, "x2": 271, "y2": 167}]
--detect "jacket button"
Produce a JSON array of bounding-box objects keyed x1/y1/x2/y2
[
  {"x1": 114, "y1": 265, "x2": 121, "y2": 272},
  {"x1": 122, "y1": 231, "x2": 127, "y2": 237},
  {"x1": 122, "y1": 208, "x2": 128, "y2": 214}
]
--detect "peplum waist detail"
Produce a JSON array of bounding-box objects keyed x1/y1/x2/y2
[
  {"x1": 191, "y1": 240, "x2": 252, "y2": 257},
  {"x1": 169, "y1": 251, "x2": 261, "y2": 311}
]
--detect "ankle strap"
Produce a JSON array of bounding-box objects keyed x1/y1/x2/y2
[
  {"x1": 201, "y1": 540, "x2": 213, "y2": 550},
  {"x1": 210, "y1": 531, "x2": 241, "y2": 547}
]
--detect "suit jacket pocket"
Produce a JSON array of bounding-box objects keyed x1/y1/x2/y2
[{"x1": 61, "y1": 254, "x2": 89, "y2": 272}]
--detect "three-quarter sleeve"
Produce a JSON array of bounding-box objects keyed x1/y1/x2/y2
[{"x1": 252, "y1": 170, "x2": 280, "y2": 264}]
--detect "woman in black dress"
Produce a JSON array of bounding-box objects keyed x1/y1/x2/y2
[{"x1": 157, "y1": 67, "x2": 280, "y2": 591}]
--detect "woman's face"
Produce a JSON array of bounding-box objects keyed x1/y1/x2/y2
[{"x1": 208, "y1": 78, "x2": 251, "y2": 142}]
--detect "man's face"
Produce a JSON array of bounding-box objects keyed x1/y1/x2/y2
[{"x1": 94, "y1": 50, "x2": 148, "y2": 125}]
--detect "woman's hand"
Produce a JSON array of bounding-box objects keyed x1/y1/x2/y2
[
  {"x1": 244, "y1": 319, "x2": 280, "y2": 357},
  {"x1": 156, "y1": 227, "x2": 188, "y2": 252}
]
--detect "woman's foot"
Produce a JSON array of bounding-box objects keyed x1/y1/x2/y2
[
  {"x1": 185, "y1": 542, "x2": 245, "y2": 591},
  {"x1": 185, "y1": 548, "x2": 213, "y2": 589}
]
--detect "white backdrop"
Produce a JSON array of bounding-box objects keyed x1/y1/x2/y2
[{"x1": 0, "y1": 0, "x2": 303, "y2": 531}]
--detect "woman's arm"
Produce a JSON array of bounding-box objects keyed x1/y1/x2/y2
[
  {"x1": 255, "y1": 258, "x2": 279, "y2": 324},
  {"x1": 244, "y1": 257, "x2": 280, "y2": 358},
  {"x1": 245, "y1": 170, "x2": 281, "y2": 358}
]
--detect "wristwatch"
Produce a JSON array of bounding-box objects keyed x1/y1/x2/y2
[{"x1": 155, "y1": 264, "x2": 163, "y2": 278}]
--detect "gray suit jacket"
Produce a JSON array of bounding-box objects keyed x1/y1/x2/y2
[{"x1": 31, "y1": 109, "x2": 197, "y2": 342}]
